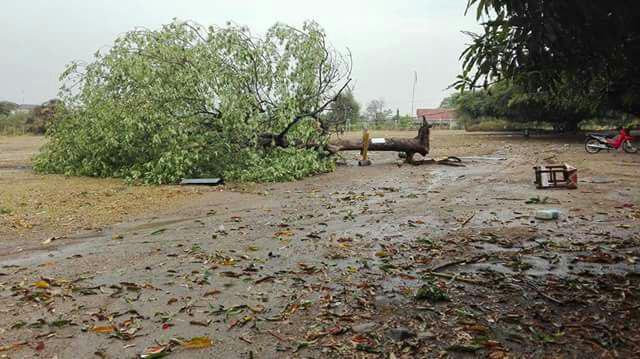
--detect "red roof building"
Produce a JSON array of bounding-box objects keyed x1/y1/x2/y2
[
  {"x1": 415, "y1": 108, "x2": 457, "y2": 128},
  {"x1": 416, "y1": 108, "x2": 456, "y2": 121}
]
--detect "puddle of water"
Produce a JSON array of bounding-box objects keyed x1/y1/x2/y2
[
  {"x1": 466, "y1": 247, "x2": 639, "y2": 279},
  {"x1": 0, "y1": 231, "x2": 113, "y2": 267}
]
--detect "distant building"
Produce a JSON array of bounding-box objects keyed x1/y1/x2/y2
[
  {"x1": 10, "y1": 104, "x2": 37, "y2": 115},
  {"x1": 416, "y1": 108, "x2": 457, "y2": 128}
]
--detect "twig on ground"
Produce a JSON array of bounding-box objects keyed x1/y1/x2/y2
[
  {"x1": 460, "y1": 213, "x2": 475, "y2": 227},
  {"x1": 267, "y1": 329, "x2": 289, "y2": 342},
  {"x1": 424, "y1": 272, "x2": 488, "y2": 285},
  {"x1": 430, "y1": 255, "x2": 485, "y2": 272}
]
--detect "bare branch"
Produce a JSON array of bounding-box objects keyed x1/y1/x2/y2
[{"x1": 277, "y1": 78, "x2": 352, "y2": 140}]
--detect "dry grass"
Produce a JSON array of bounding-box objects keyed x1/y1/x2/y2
[{"x1": 0, "y1": 136, "x2": 211, "y2": 241}]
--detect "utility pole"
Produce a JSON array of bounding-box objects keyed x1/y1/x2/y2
[
  {"x1": 410, "y1": 71, "x2": 417, "y2": 118},
  {"x1": 395, "y1": 109, "x2": 399, "y2": 128}
]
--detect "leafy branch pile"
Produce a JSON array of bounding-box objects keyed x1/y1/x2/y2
[{"x1": 34, "y1": 20, "x2": 351, "y2": 183}]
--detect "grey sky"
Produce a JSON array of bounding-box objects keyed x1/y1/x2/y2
[{"x1": 0, "y1": 0, "x2": 480, "y2": 114}]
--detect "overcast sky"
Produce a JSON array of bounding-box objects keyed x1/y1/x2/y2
[{"x1": 0, "y1": 0, "x2": 481, "y2": 115}]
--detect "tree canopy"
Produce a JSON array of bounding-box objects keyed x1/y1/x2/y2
[
  {"x1": 325, "y1": 90, "x2": 360, "y2": 132},
  {"x1": 0, "y1": 101, "x2": 18, "y2": 117},
  {"x1": 26, "y1": 99, "x2": 62, "y2": 134},
  {"x1": 35, "y1": 20, "x2": 352, "y2": 183},
  {"x1": 451, "y1": 81, "x2": 598, "y2": 131},
  {"x1": 439, "y1": 93, "x2": 461, "y2": 109},
  {"x1": 458, "y1": 0, "x2": 640, "y2": 116}
]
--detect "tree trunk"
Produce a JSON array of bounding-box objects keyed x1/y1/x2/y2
[
  {"x1": 563, "y1": 119, "x2": 580, "y2": 133},
  {"x1": 327, "y1": 136, "x2": 428, "y2": 155},
  {"x1": 326, "y1": 120, "x2": 430, "y2": 158},
  {"x1": 261, "y1": 118, "x2": 431, "y2": 159}
]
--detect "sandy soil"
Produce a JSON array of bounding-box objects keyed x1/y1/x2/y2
[{"x1": 0, "y1": 130, "x2": 639, "y2": 358}]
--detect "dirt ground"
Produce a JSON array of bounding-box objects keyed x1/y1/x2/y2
[
  {"x1": 0, "y1": 136, "x2": 216, "y2": 242},
  {"x1": 0, "y1": 130, "x2": 639, "y2": 358}
]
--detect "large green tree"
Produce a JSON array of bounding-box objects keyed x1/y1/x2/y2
[
  {"x1": 458, "y1": 0, "x2": 640, "y2": 116},
  {"x1": 325, "y1": 90, "x2": 360, "y2": 132},
  {"x1": 0, "y1": 101, "x2": 18, "y2": 117},
  {"x1": 35, "y1": 20, "x2": 352, "y2": 183},
  {"x1": 25, "y1": 99, "x2": 62, "y2": 134},
  {"x1": 439, "y1": 93, "x2": 462, "y2": 109},
  {"x1": 453, "y1": 81, "x2": 597, "y2": 131}
]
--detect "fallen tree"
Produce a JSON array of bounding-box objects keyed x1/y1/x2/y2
[
  {"x1": 35, "y1": 20, "x2": 453, "y2": 183},
  {"x1": 326, "y1": 120, "x2": 430, "y2": 157},
  {"x1": 35, "y1": 20, "x2": 354, "y2": 183}
]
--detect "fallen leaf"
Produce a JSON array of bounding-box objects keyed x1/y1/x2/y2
[
  {"x1": 248, "y1": 304, "x2": 265, "y2": 313},
  {"x1": 273, "y1": 229, "x2": 294, "y2": 238},
  {"x1": 219, "y1": 271, "x2": 241, "y2": 278},
  {"x1": 203, "y1": 289, "x2": 221, "y2": 297},
  {"x1": 489, "y1": 351, "x2": 508, "y2": 359},
  {"x1": 255, "y1": 276, "x2": 275, "y2": 284},
  {"x1": 181, "y1": 336, "x2": 213, "y2": 349},
  {"x1": 33, "y1": 280, "x2": 50, "y2": 289},
  {"x1": 41, "y1": 237, "x2": 59, "y2": 245},
  {"x1": 447, "y1": 344, "x2": 481, "y2": 352},
  {"x1": 574, "y1": 251, "x2": 622, "y2": 264},
  {"x1": 140, "y1": 345, "x2": 170, "y2": 358},
  {"x1": 294, "y1": 340, "x2": 316, "y2": 352},
  {"x1": 91, "y1": 325, "x2": 115, "y2": 334},
  {"x1": 0, "y1": 341, "x2": 27, "y2": 352}
]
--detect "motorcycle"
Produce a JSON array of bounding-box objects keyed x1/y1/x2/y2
[{"x1": 585, "y1": 127, "x2": 638, "y2": 154}]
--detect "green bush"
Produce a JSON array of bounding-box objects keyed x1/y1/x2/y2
[
  {"x1": 461, "y1": 117, "x2": 553, "y2": 132},
  {"x1": 344, "y1": 116, "x2": 419, "y2": 132},
  {"x1": 0, "y1": 113, "x2": 29, "y2": 135},
  {"x1": 225, "y1": 147, "x2": 335, "y2": 182}
]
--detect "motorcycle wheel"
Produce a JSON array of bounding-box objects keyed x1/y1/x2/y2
[
  {"x1": 623, "y1": 141, "x2": 639, "y2": 153},
  {"x1": 585, "y1": 138, "x2": 602, "y2": 154}
]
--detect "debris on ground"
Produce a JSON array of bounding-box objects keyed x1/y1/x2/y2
[
  {"x1": 534, "y1": 164, "x2": 578, "y2": 189},
  {"x1": 535, "y1": 209, "x2": 561, "y2": 220},
  {"x1": 179, "y1": 178, "x2": 224, "y2": 186},
  {"x1": 1, "y1": 132, "x2": 639, "y2": 357}
]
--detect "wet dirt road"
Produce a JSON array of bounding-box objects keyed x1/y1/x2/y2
[{"x1": 1, "y1": 137, "x2": 639, "y2": 358}]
